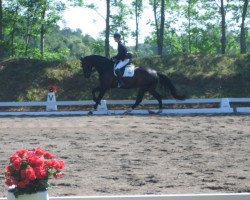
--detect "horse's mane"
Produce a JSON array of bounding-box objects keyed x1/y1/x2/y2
[{"x1": 86, "y1": 55, "x2": 113, "y2": 67}]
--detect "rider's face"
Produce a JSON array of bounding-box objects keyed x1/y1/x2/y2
[{"x1": 114, "y1": 37, "x2": 120, "y2": 43}]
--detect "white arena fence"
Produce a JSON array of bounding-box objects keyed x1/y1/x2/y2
[
  {"x1": 0, "y1": 92, "x2": 250, "y2": 116},
  {"x1": 0, "y1": 193, "x2": 250, "y2": 200}
]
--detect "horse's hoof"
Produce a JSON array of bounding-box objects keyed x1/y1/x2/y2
[
  {"x1": 148, "y1": 109, "x2": 162, "y2": 114},
  {"x1": 148, "y1": 110, "x2": 156, "y2": 114},
  {"x1": 124, "y1": 108, "x2": 133, "y2": 115},
  {"x1": 88, "y1": 110, "x2": 93, "y2": 115},
  {"x1": 157, "y1": 109, "x2": 163, "y2": 114}
]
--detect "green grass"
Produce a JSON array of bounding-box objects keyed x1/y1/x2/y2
[{"x1": 0, "y1": 54, "x2": 249, "y2": 101}]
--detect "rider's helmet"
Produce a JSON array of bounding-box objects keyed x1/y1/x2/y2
[{"x1": 113, "y1": 33, "x2": 121, "y2": 39}]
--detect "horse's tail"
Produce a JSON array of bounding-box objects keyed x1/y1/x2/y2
[{"x1": 157, "y1": 72, "x2": 185, "y2": 100}]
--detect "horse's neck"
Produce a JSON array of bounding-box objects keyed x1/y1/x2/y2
[{"x1": 94, "y1": 57, "x2": 113, "y2": 73}]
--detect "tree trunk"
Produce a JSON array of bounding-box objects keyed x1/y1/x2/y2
[
  {"x1": 0, "y1": 0, "x2": 4, "y2": 58},
  {"x1": 134, "y1": 0, "x2": 142, "y2": 52},
  {"x1": 105, "y1": 0, "x2": 110, "y2": 58},
  {"x1": 25, "y1": 19, "x2": 31, "y2": 56},
  {"x1": 153, "y1": 0, "x2": 160, "y2": 54},
  {"x1": 188, "y1": 0, "x2": 191, "y2": 54},
  {"x1": 240, "y1": 0, "x2": 249, "y2": 54},
  {"x1": 220, "y1": 0, "x2": 226, "y2": 54},
  {"x1": 135, "y1": 0, "x2": 139, "y2": 52},
  {"x1": 11, "y1": 6, "x2": 19, "y2": 57},
  {"x1": 158, "y1": 0, "x2": 165, "y2": 56},
  {"x1": 40, "y1": 5, "x2": 46, "y2": 59}
]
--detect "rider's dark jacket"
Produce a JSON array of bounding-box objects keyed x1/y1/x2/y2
[{"x1": 113, "y1": 41, "x2": 129, "y2": 61}]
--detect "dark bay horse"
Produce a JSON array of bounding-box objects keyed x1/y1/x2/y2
[{"x1": 80, "y1": 55, "x2": 184, "y2": 112}]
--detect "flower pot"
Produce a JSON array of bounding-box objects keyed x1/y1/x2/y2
[{"x1": 7, "y1": 190, "x2": 48, "y2": 200}]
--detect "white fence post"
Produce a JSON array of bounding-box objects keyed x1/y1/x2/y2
[
  {"x1": 220, "y1": 98, "x2": 230, "y2": 108},
  {"x1": 97, "y1": 100, "x2": 108, "y2": 111},
  {"x1": 46, "y1": 92, "x2": 57, "y2": 111}
]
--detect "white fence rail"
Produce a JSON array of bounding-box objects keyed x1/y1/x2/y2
[
  {"x1": 1, "y1": 94, "x2": 250, "y2": 116},
  {"x1": 1, "y1": 193, "x2": 250, "y2": 200}
]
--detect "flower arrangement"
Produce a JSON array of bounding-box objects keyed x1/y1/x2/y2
[
  {"x1": 48, "y1": 84, "x2": 57, "y2": 93},
  {"x1": 4, "y1": 147, "x2": 64, "y2": 197}
]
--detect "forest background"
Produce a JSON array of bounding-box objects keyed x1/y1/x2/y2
[{"x1": 0, "y1": 0, "x2": 249, "y2": 59}]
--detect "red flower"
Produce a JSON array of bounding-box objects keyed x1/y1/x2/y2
[
  {"x1": 48, "y1": 84, "x2": 57, "y2": 93},
  {"x1": 12, "y1": 157, "x2": 22, "y2": 171},
  {"x1": 10, "y1": 154, "x2": 21, "y2": 164},
  {"x1": 44, "y1": 152, "x2": 54, "y2": 159},
  {"x1": 21, "y1": 167, "x2": 36, "y2": 181},
  {"x1": 34, "y1": 166, "x2": 47, "y2": 179},
  {"x1": 16, "y1": 149, "x2": 28, "y2": 157},
  {"x1": 5, "y1": 180, "x2": 13, "y2": 187},
  {"x1": 33, "y1": 147, "x2": 47, "y2": 156},
  {"x1": 46, "y1": 159, "x2": 64, "y2": 170}
]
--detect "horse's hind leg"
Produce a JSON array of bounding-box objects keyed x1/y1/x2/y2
[
  {"x1": 131, "y1": 88, "x2": 147, "y2": 109},
  {"x1": 149, "y1": 89, "x2": 162, "y2": 110}
]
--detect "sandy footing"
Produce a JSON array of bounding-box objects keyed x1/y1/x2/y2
[{"x1": 0, "y1": 115, "x2": 249, "y2": 197}]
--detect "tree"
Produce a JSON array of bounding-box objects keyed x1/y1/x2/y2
[
  {"x1": 132, "y1": 0, "x2": 143, "y2": 52},
  {"x1": 150, "y1": 0, "x2": 165, "y2": 56},
  {"x1": 0, "y1": 0, "x2": 4, "y2": 58},
  {"x1": 105, "y1": 0, "x2": 110, "y2": 57},
  {"x1": 219, "y1": 0, "x2": 227, "y2": 54},
  {"x1": 110, "y1": 0, "x2": 131, "y2": 42},
  {"x1": 185, "y1": 0, "x2": 199, "y2": 53},
  {"x1": 201, "y1": 0, "x2": 231, "y2": 54},
  {"x1": 40, "y1": 0, "x2": 47, "y2": 59},
  {"x1": 23, "y1": 0, "x2": 39, "y2": 56},
  {"x1": 239, "y1": 0, "x2": 249, "y2": 53},
  {"x1": 84, "y1": 0, "x2": 110, "y2": 57},
  {"x1": 159, "y1": 0, "x2": 165, "y2": 55},
  {"x1": 3, "y1": 0, "x2": 23, "y2": 57},
  {"x1": 39, "y1": 0, "x2": 65, "y2": 58}
]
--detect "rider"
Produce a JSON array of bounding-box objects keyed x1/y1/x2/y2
[{"x1": 112, "y1": 33, "x2": 131, "y2": 88}]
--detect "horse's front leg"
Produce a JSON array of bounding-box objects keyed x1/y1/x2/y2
[
  {"x1": 94, "y1": 88, "x2": 107, "y2": 110},
  {"x1": 92, "y1": 87, "x2": 101, "y2": 103}
]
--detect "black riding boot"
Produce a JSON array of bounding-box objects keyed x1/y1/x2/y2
[{"x1": 115, "y1": 69, "x2": 125, "y2": 88}]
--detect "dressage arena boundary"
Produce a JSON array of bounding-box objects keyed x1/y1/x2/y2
[
  {"x1": 1, "y1": 92, "x2": 250, "y2": 116},
  {"x1": 0, "y1": 193, "x2": 250, "y2": 200}
]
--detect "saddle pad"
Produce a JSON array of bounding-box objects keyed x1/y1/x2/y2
[
  {"x1": 123, "y1": 64, "x2": 135, "y2": 77},
  {"x1": 114, "y1": 64, "x2": 135, "y2": 77}
]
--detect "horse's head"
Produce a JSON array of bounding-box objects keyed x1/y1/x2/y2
[{"x1": 80, "y1": 56, "x2": 93, "y2": 78}]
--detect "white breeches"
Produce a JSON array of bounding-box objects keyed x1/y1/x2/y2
[{"x1": 115, "y1": 59, "x2": 130, "y2": 70}]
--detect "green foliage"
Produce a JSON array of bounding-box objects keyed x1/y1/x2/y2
[{"x1": 1, "y1": 0, "x2": 249, "y2": 59}]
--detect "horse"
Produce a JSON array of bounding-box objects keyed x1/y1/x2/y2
[{"x1": 80, "y1": 55, "x2": 185, "y2": 113}]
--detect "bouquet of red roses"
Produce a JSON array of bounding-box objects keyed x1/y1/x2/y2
[{"x1": 4, "y1": 147, "x2": 64, "y2": 197}]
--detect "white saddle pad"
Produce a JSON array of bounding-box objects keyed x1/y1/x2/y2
[{"x1": 114, "y1": 64, "x2": 135, "y2": 77}]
